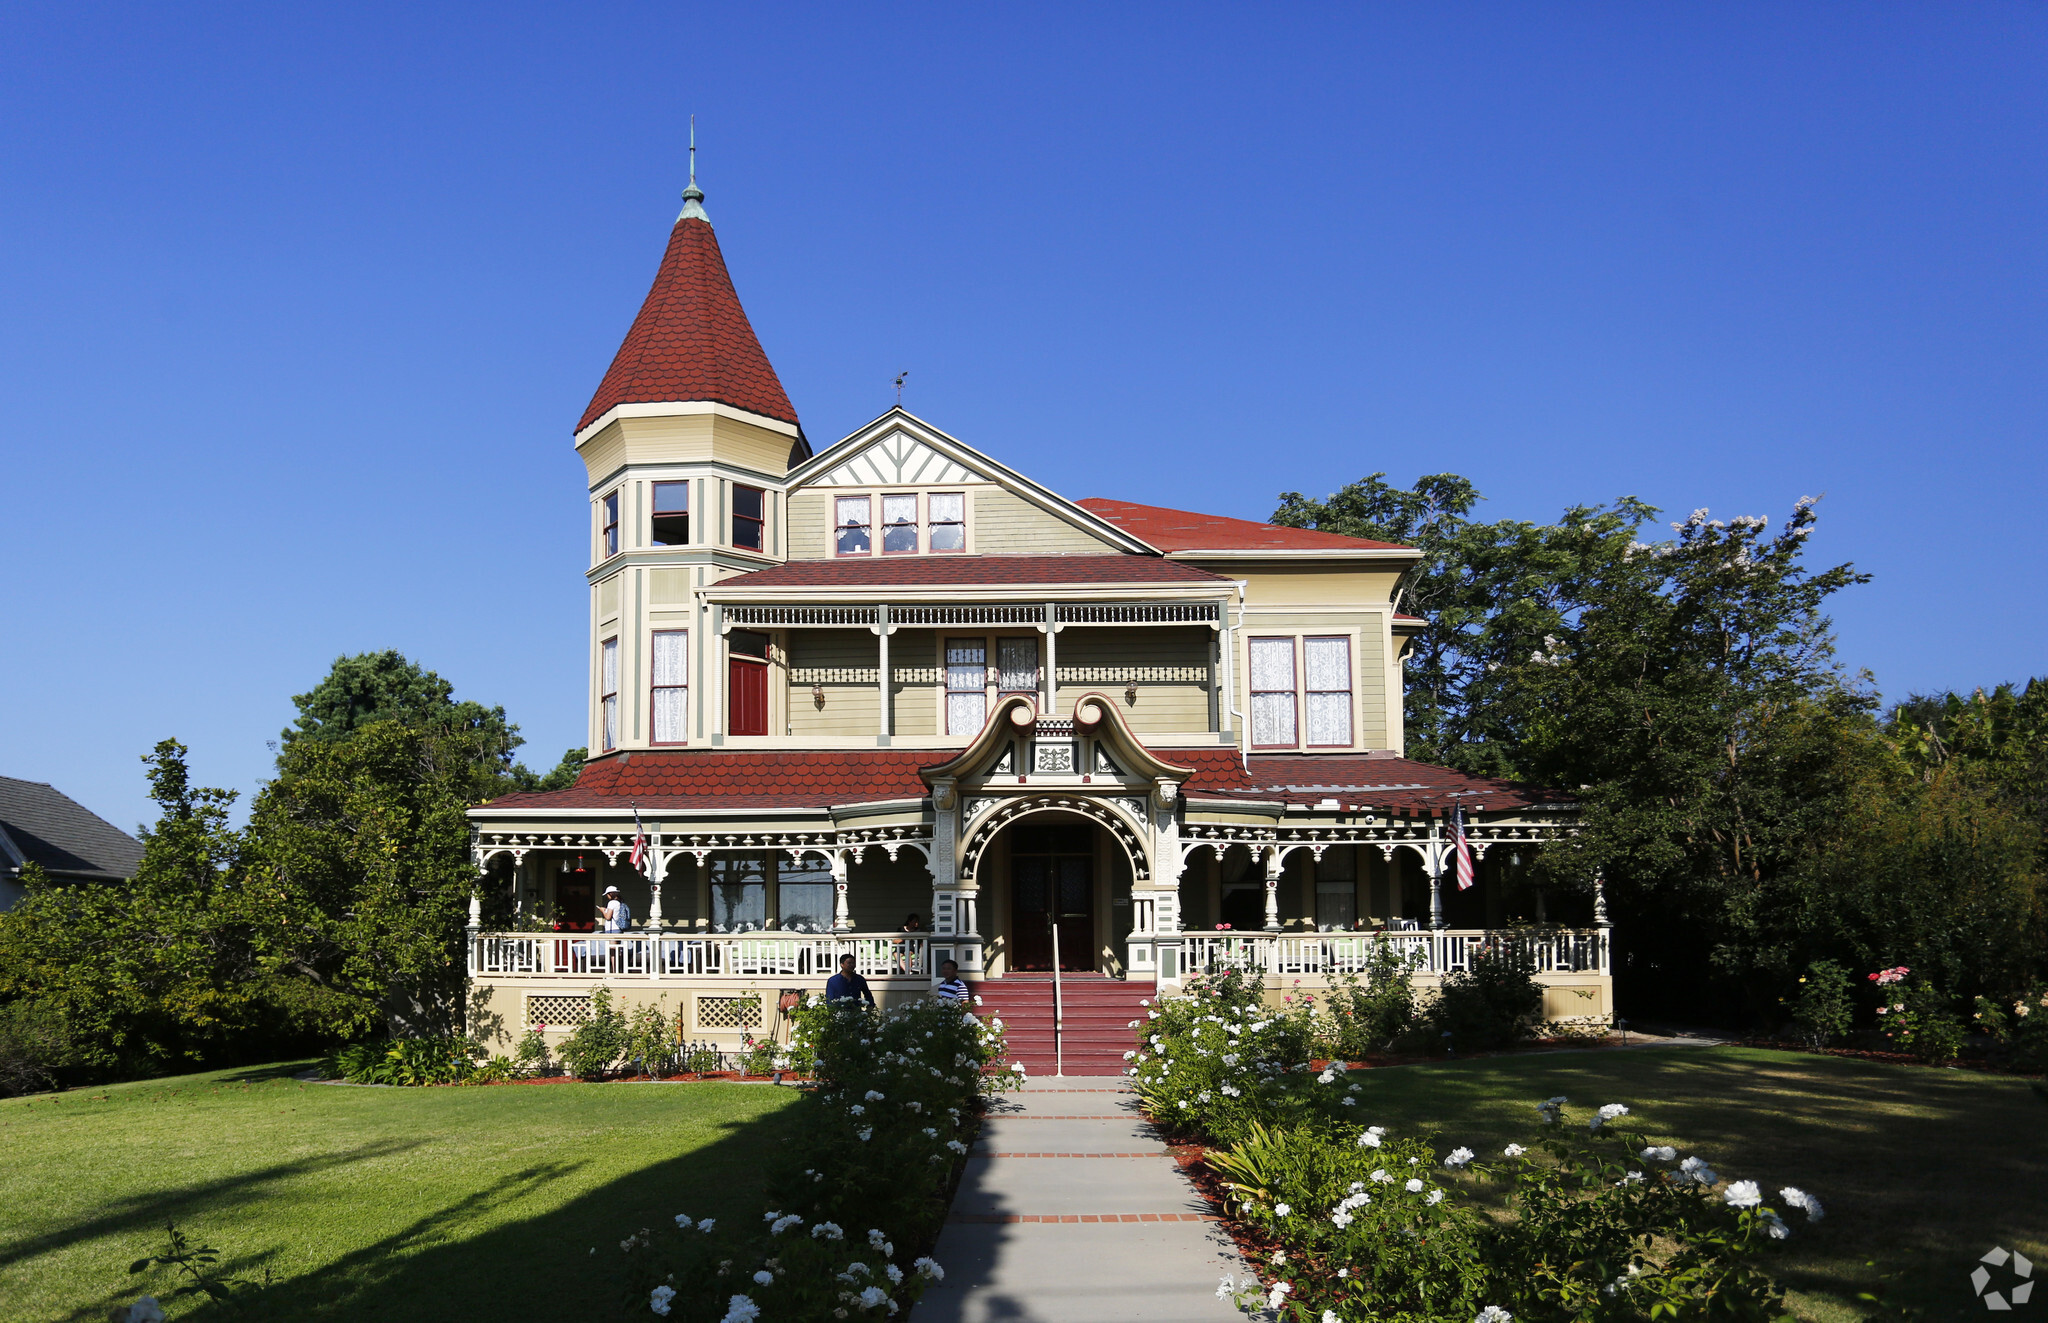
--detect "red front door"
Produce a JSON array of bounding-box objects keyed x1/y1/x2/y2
[{"x1": 729, "y1": 657, "x2": 767, "y2": 736}]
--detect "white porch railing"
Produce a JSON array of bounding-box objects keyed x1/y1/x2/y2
[
  {"x1": 471, "y1": 932, "x2": 930, "y2": 980},
  {"x1": 1176, "y1": 929, "x2": 1609, "y2": 978}
]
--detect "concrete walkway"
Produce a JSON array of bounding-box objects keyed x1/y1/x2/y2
[{"x1": 916, "y1": 1076, "x2": 1245, "y2": 1323}]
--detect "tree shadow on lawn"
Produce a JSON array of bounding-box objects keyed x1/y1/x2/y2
[
  {"x1": 180, "y1": 1088, "x2": 807, "y2": 1323},
  {"x1": 1369, "y1": 1046, "x2": 2047, "y2": 1322}
]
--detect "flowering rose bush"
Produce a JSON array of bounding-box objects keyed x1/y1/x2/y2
[
  {"x1": 1867, "y1": 969, "x2": 1965, "y2": 1063},
  {"x1": 620, "y1": 995, "x2": 1013, "y2": 1319},
  {"x1": 1208, "y1": 1102, "x2": 1821, "y2": 1323}
]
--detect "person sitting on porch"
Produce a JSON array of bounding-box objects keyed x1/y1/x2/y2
[
  {"x1": 825, "y1": 954, "x2": 875, "y2": 1008},
  {"x1": 893, "y1": 913, "x2": 924, "y2": 973},
  {"x1": 933, "y1": 960, "x2": 969, "y2": 1006},
  {"x1": 601, "y1": 886, "x2": 632, "y2": 934}
]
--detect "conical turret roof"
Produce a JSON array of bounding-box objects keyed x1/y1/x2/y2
[{"x1": 578, "y1": 213, "x2": 799, "y2": 433}]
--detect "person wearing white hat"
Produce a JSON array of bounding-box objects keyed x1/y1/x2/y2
[{"x1": 600, "y1": 885, "x2": 632, "y2": 934}]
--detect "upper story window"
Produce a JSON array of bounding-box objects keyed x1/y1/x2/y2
[
  {"x1": 652, "y1": 482, "x2": 689, "y2": 546},
  {"x1": 732, "y1": 485, "x2": 765, "y2": 551},
  {"x1": 651, "y1": 630, "x2": 688, "y2": 744},
  {"x1": 1303, "y1": 636, "x2": 1353, "y2": 747},
  {"x1": 600, "y1": 637, "x2": 620, "y2": 751},
  {"x1": 945, "y1": 639, "x2": 988, "y2": 736},
  {"x1": 1249, "y1": 636, "x2": 1298, "y2": 748},
  {"x1": 882, "y1": 494, "x2": 919, "y2": 554},
  {"x1": 997, "y1": 636, "x2": 1039, "y2": 696},
  {"x1": 835, "y1": 496, "x2": 872, "y2": 555},
  {"x1": 929, "y1": 492, "x2": 966, "y2": 553},
  {"x1": 601, "y1": 491, "x2": 620, "y2": 559}
]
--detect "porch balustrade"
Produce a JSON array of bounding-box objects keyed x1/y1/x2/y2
[
  {"x1": 471, "y1": 932, "x2": 929, "y2": 980},
  {"x1": 1177, "y1": 928, "x2": 1608, "y2": 978}
]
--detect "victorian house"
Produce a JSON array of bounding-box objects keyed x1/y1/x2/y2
[{"x1": 465, "y1": 172, "x2": 1609, "y2": 1072}]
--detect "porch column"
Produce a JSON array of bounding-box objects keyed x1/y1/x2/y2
[
  {"x1": 1042, "y1": 601, "x2": 1059, "y2": 712},
  {"x1": 1593, "y1": 870, "x2": 1611, "y2": 975},
  {"x1": 1262, "y1": 847, "x2": 1282, "y2": 932},
  {"x1": 1427, "y1": 835, "x2": 1447, "y2": 931},
  {"x1": 831, "y1": 849, "x2": 853, "y2": 932},
  {"x1": 873, "y1": 605, "x2": 893, "y2": 742},
  {"x1": 465, "y1": 892, "x2": 481, "y2": 975},
  {"x1": 646, "y1": 840, "x2": 665, "y2": 933}
]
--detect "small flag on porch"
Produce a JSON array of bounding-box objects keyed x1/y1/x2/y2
[
  {"x1": 1452, "y1": 807, "x2": 1475, "y2": 891},
  {"x1": 630, "y1": 807, "x2": 647, "y2": 873}
]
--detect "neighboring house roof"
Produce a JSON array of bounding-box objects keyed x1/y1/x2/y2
[
  {"x1": 478, "y1": 749, "x2": 1565, "y2": 817},
  {"x1": 1076, "y1": 498, "x2": 1415, "y2": 555},
  {"x1": 577, "y1": 215, "x2": 799, "y2": 433},
  {"x1": 0, "y1": 776, "x2": 145, "y2": 881},
  {"x1": 710, "y1": 553, "x2": 1227, "y2": 592}
]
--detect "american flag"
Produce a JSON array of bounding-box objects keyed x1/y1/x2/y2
[
  {"x1": 1452, "y1": 807, "x2": 1475, "y2": 891},
  {"x1": 630, "y1": 806, "x2": 647, "y2": 873}
]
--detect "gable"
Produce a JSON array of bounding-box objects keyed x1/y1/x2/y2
[{"x1": 808, "y1": 430, "x2": 980, "y2": 488}]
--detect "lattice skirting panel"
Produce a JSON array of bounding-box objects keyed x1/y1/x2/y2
[
  {"x1": 527, "y1": 994, "x2": 593, "y2": 1029},
  {"x1": 694, "y1": 994, "x2": 763, "y2": 1030}
]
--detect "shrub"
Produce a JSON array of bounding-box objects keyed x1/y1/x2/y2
[
  {"x1": 1974, "y1": 986, "x2": 2048, "y2": 1072},
  {"x1": 1787, "y1": 959, "x2": 1854, "y2": 1048},
  {"x1": 1318, "y1": 940, "x2": 1423, "y2": 1059},
  {"x1": 512, "y1": 1027, "x2": 551, "y2": 1077},
  {"x1": 560, "y1": 989, "x2": 629, "y2": 1080},
  {"x1": 330, "y1": 1035, "x2": 481, "y2": 1085},
  {"x1": 1130, "y1": 971, "x2": 1333, "y2": 1146},
  {"x1": 1424, "y1": 941, "x2": 1544, "y2": 1052},
  {"x1": 0, "y1": 998, "x2": 72, "y2": 1096},
  {"x1": 682, "y1": 1043, "x2": 723, "y2": 1075},
  {"x1": 1208, "y1": 1101, "x2": 1818, "y2": 1322},
  {"x1": 618, "y1": 995, "x2": 1014, "y2": 1319},
  {"x1": 623, "y1": 1000, "x2": 680, "y2": 1078},
  {"x1": 1870, "y1": 970, "x2": 1965, "y2": 1063}
]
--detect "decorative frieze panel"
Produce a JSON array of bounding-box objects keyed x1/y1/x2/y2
[
  {"x1": 474, "y1": 825, "x2": 934, "y2": 870},
  {"x1": 1058, "y1": 665, "x2": 1209, "y2": 684},
  {"x1": 1056, "y1": 603, "x2": 1220, "y2": 626},
  {"x1": 725, "y1": 605, "x2": 880, "y2": 628}
]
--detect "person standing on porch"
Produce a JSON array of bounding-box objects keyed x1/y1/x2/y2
[
  {"x1": 601, "y1": 885, "x2": 632, "y2": 933},
  {"x1": 825, "y1": 953, "x2": 875, "y2": 1008},
  {"x1": 933, "y1": 960, "x2": 970, "y2": 1006}
]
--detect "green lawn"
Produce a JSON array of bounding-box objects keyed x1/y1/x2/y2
[
  {"x1": 0, "y1": 1063, "x2": 801, "y2": 1322},
  {"x1": 1351, "y1": 1044, "x2": 2048, "y2": 1322}
]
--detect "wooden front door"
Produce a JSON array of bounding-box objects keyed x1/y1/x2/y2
[
  {"x1": 728, "y1": 660, "x2": 768, "y2": 736},
  {"x1": 1009, "y1": 823, "x2": 1094, "y2": 972}
]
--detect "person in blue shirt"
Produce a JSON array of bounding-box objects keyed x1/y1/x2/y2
[{"x1": 825, "y1": 953, "x2": 874, "y2": 1007}]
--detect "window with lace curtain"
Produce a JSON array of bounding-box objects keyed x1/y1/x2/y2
[
  {"x1": 1303, "y1": 636, "x2": 1353, "y2": 747},
  {"x1": 651, "y1": 630, "x2": 687, "y2": 744},
  {"x1": 946, "y1": 639, "x2": 988, "y2": 735},
  {"x1": 1249, "y1": 637, "x2": 1297, "y2": 747},
  {"x1": 997, "y1": 636, "x2": 1039, "y2": 696}
]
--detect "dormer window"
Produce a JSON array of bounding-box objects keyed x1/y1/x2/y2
[
  {"x1": 601, "y1": 491, "x2": 620, "y2": 559},
  {"x1": 732, "y1": 485, "x2": 765, "y2": 551},
  {"x1": 835, "y1": 496, "x2": 871, "y2": 555},
  {"x1": 882, "y1": 494, "x2": 919, "y2": 554},
  {"x1": 929, "y1": 492, "x2": 965, "y2": 552},
  {"x1": 652, "y1": 482, "x2": 689, "y2": 546}
]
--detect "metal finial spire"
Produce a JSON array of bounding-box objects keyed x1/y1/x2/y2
[{"x1": 678, "y1": 115, "x2": 710, "y2": 223}]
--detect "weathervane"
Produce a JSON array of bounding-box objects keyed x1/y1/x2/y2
[{"x1": 893, "y1": 371, "x2": 908, "y2": 406}]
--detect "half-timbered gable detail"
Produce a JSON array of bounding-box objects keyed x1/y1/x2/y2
[{"x1": 465, "y1": 169, "x2": 1611, "y2": 1069}]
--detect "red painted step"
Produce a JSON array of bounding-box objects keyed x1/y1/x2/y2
[{"x1": 969, "y1": 976, "x2": 1154, "y2": 1074}]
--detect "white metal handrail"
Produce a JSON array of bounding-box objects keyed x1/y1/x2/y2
[{"x1": 472, "y1": 932, "x2": 929, "y2": 980}]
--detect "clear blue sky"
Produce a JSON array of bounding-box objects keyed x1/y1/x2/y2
[{"x1": 3, "y1": 3, "x2": 2043, "y2": 833}]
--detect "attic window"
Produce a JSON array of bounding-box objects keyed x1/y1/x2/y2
[
  {"x1": 732, "y1": 485, "x2": 765, "y2": 551},
  {"x1": 882, "y1": 494, "x2": 919, "y2": 554},
  {"x1": 929, "y1": 492, "x2": 965, "y2": 553},
  {"x1": 835, "y1": 496, "x2": 871, "y2": 555},
  {"x1": 652, "y1": 482, "x2": 689, "y2": 546}
]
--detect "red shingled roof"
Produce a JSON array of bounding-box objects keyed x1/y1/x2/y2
[
  {"x1": 1077, "y1": 499, "x2": 1414, "y2": 554},
  {"x1": 481, "y1": 749, "x2": 939, "y2": 811},
  {"x1": 1178, "y1": 753, "x2": 1566, "y2": 814},
  {"x1": 480, "y1": 748, "x2": 1564, "y2": 816},
  {"x1": 715, "y1": 554, "x2": 1226, "y2": 591},
  {"x1": 578, "y1": 217, "x2": 799, "y2": 433}
]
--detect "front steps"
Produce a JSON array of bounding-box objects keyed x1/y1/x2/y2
[{"x1": 970, "y1": 974, "x2": 1153, "y2": 1076}]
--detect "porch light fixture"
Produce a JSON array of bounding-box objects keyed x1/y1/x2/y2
[
  {"x1": 1124, "y1": 679, "x2": 1138, "y2": 705},
  {"x1": 812, "y1": 683, "x2": 826, "y2": 708},
  {"x1": 1510, "y1": 851, "x2": 1522, "y2": 868}
]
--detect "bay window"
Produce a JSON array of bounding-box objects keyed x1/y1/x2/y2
[
  {"x1": 600, "y1": 491, "x2": 619, "y2": 559},
  {"x1": 600, "y1": 637, "x2": 619, "y2": 751},
  {"x1": 732, "y1": 484, "x2": 765, "y2": 551},
  {"x1": 651, "y1": 630, "x2": 688, "y2": 744},
  {"x1": 652, "y1": 481, "x2": 689, "y2": 545}
]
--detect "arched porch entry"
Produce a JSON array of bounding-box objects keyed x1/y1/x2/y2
[{"x1": 966, "y1": 804, "x2": 1145, "y2": 976}]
